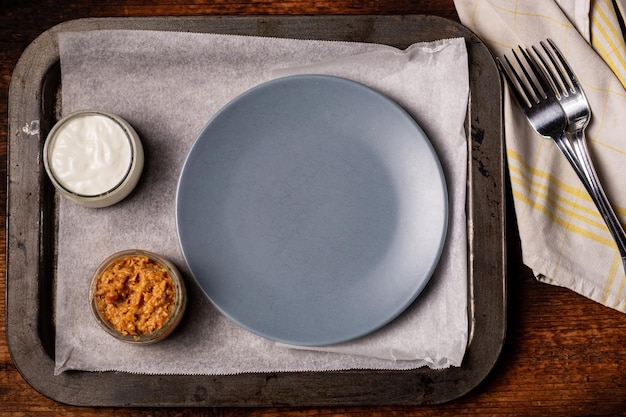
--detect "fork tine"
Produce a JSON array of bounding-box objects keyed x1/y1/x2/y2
[
  {"x1": 496, "y1": 55, "x2": 535, "y2": 108},
  {"x1": 511, "y1": 48, "x2": 544, "y2": 103},
  {"x1": 517, "y1": 46, "x2": 554, "y2": 100},
  {"x1": 545, "y1": 39, "x2": 579, "y2": 92},
  {"x1": 533, "y1": 43, "x2": 567, "y2": 97}
]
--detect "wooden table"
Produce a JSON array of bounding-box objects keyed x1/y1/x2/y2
[{"x1": 2, "y1": 1, "x2": 626, "y2": 415}]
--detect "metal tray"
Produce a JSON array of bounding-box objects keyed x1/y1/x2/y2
[{"x1": 7, "y1": 15, "x2": 505, "y2": 407}]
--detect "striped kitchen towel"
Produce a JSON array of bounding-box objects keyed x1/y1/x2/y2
[{"x1": 454, "y1": 0, "x2": 626, "y2": 311}]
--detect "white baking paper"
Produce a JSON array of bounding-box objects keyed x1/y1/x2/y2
[{"x1": 54, "y1": 31, "x2": 469, "y2": 375}]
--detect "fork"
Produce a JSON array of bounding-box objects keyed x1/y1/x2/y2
[
  {"x1": 538, "y1": 40, "x2": 626, "y2": 270},
  {"x1": 497, "y1": 40, "x2": 626, "y2": 274}
]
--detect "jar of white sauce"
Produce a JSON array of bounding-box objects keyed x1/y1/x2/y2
[{"x1": 44, "y1": 110, "x2": 144, "y2": 208}]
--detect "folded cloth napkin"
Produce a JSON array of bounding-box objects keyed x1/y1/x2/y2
[
  {"x1": 454, "y1": 0, "x2": 626, "y2": 311},
  {"x1": 54, "y1": 31, "x2": 470, "y2": 375}
]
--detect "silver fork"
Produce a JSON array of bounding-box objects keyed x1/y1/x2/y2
[
  {"x1": 538, "y1": 39, "x2": 626, "y2": 272},
  {"x1": 497, "y1": 40, "x2": 626, "y2": 274}
]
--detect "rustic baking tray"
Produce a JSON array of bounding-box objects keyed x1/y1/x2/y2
[{"x1": 7, "y1": 15, "x2": 505, "y2": 407}]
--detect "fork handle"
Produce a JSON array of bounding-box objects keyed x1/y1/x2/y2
[
  {"x1": 555, "y1": 132, "x2": 626, "y2": 266},
  {"x1": 572, "y1": 132, "x2": 626, "y2": 257}
]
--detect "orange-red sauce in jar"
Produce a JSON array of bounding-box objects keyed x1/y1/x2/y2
[{"x1": 93, "y1": 254, "x2": 176, "y2": 336}]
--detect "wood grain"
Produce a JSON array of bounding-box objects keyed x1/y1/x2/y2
[{"x1": 2, "y1": 1, "x2": 626, "y2": 416}]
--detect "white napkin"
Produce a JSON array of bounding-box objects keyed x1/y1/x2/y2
[
  {"x1": 54, "y1": 31, "x2": 469, "y2": 375},
  {"x1": 454, "y1": 0, "x2": 626, "y2": 311}
]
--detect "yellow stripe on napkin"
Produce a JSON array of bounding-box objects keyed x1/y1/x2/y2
[
  {"x1": 591, "y1": 0, "x2": 626, "y2": 86},
  {"x1": 508, "y1": 150, "x2": 618, "y2": 247}
]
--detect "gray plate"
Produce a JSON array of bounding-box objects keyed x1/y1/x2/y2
[{"x1": 176, "y1": 75, "x2": 448, "y2": 346}]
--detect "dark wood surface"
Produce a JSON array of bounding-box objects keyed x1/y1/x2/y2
[{"x1": 2, "y1": 1, "x2": 626, "y2": 416}]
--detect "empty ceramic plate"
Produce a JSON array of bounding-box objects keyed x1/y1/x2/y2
[{"x1": 176, "y1": 75, "x2": 448, "y2": 346}]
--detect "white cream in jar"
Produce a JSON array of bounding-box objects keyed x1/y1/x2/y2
[
  {"x1": 44, "y1": 110, "x2": 144, "y2": 208},
  {"x1": 49, "y1": 113, "x2": 132, "y2": 195}
]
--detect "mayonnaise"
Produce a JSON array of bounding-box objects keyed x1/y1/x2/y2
[{"x1": 48, "y1": 114, "x2": 132, "y2": 196}]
